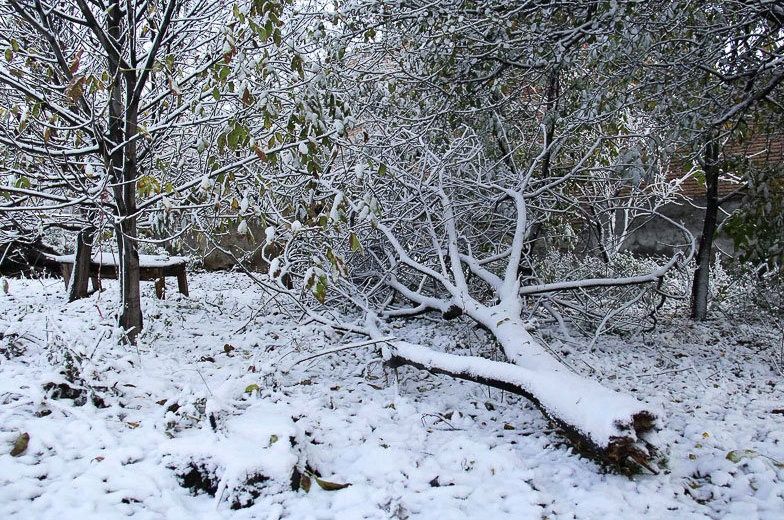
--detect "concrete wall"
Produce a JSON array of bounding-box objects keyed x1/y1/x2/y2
[{"x1": 621, "y1": 199, "x2": 740, "y2": 257}]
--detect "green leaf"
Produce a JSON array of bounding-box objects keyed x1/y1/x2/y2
[
  {"x1": 10, "y1": 432, "x2": 29, "y2": 457},
  {"x1": 291, "y1": 54, "x2": 304, "y2": 79},
  {"x1": 244, "y1": 383, "x2": 260, "y2": 394},
  {"x1": 4, "y1": 49, "x2": 12, "y2": 63},
  {"x1": 226, "y1": 121, "x2": 249, "y2": 151},
  {"x1": 325, "y1": 248, "x2": 345, "y2": 275},
  {"x1": 726, "y1": 449, "x2": 757, "y2": 463},
  {"x1": 217, "y1": 64, "x2": 230, "y2": 82},
  {"x1": 314, "y1": 476, "x2": 350, "y2": 491},
  {"x1": 349, "y1": 232, "x2": 362, "y2": 253},
  {"x1": 14, "y1": 176, "x2": 30, "y2": 189},
  {"x1": 136, "y1": 175, "x2": 161, "y2": 197},
  {"x1": 255, "y1": 22, "x2": 268, "y2": 42},
  {"x1": 313, "y1": 274, "x2": 327, "y2": 303},
  {"x1": 269, "y1": 434, "x2": 279, "y2": 445}
]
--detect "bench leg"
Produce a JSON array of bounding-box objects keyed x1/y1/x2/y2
[
  {"x1": 155, "y1": 277, "x2": 166, "y2": 299},
  {"x1": 61, "y1": 264, "x2": 72, "y2": 289},
  {"x1": 91, "y1": 275, "x2": 102, "y2": 292},
  {"x1": 176, "y1": 268, "x2": 189, "y2": 296}
]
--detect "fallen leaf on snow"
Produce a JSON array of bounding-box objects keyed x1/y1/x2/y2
[{"x1": 10, "y1": 432, "x2": 29, "y2": 456}]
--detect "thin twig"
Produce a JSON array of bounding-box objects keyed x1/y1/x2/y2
[{"x1": 287, "y1": 336, "x2": 396, "y2": 369}]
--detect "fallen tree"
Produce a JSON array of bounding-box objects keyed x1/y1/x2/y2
[
  {"x1": 263, "y1": 135, "x2": 691, "y2": 471},
  {"x1": 248, "y1": 97, "x2": 693, "y2": 475},
  {"x1": 274, "y1": 316, "x2": 660, "y2": 473}
]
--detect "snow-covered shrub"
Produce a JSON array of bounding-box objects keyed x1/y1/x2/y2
[
  {"x1": 164, "y1": 402, "x2": 307, "y2": 509},
  {"x1": 0, "y1": 330, "x2": 26, "y2": 360},
  {"x1": 708, "y1": 260, "x2": 784, "y2": 323},
  {"x1": 43, "y1": 333, "x2": 111, "y2": 408},
  {"x1": 724, "y1": 165, "x2": 784, "y2": 270}
]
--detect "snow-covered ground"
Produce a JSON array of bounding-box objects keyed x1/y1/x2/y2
[{"x1": 0, "y1": 273, "x2": 782, "y2": 519}]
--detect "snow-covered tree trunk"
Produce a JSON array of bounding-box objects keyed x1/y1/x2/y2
[
  {"x1": 103, "y1": 0, "x2": 142, "y2": 339},
  {"x1": 383, "y1": 338, "x2": 656, "y2": 473}
]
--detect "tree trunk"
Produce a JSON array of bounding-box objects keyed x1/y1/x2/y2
[
  {"x1": 118, "y1": 72, "x2": 143, "y2": 342},
  {"x1": 67, "y1": 226, "x2": 95, "y2": 301},
  {"x1": 691, "y1": 137, "x2": 721, "y2": 320},
  {"x1": 106, "y1": 0, "x2": 142, "y2": 342},
  {"x1": 369, "y1": 295, "x2": 659, "y2": 473},
  {"x1": 384, "y1": 339, "x2": 657, "y2": 474},
  {"x1": 117, "y1": 228, "x2": 142, "y2": 341}
]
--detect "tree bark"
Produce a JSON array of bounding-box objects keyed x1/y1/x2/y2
[
  {"x1": 691, "y1": 137, "x2": 721, "y2": 320},
  {"x1": 67, "y1": 226, "x2": 95, "y2": 301},
  {"x1": 117, "y1": 226, "x2": 143, "y2": 340}
]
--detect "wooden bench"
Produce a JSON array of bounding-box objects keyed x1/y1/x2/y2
[{"x1": 54, "y1": 252, "x2": 189, "y2": 299}]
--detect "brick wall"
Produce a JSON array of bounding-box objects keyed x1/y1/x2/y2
[{"x1": 669, "y1": 133, "x2": 784, "y2": 199}]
